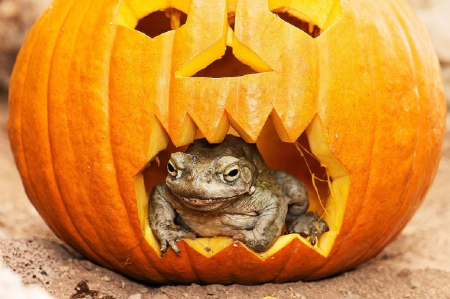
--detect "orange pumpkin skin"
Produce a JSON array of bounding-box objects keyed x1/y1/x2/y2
[{"x1": 8, "y1": 0, "x2": 446, "y2": 284}]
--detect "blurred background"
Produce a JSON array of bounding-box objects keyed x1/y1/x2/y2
[{"x1": 0, "y1": 0, "x2": 449, "y2": 104}]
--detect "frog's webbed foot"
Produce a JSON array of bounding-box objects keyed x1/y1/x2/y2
[
  {"x1": 156, "y1": 224, "x2": 196, "y2": 256},
  {"x1": 286, "y1": 212, "x2": 329, "y2": 246}
]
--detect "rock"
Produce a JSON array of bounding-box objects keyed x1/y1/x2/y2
[
  {"x1": 397, "y1": 268, "x2": 413, "y2": 278},
  {"x1": 409, "y1": 278, "x2": 422, "y2": 289},
  {"x1": 82, "y1": 260, "x2": 94, "y2": 271}
]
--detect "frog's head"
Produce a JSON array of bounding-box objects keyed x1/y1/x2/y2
[{"x1": 165, "y1": 152, "x2": 257, "y2": 212}]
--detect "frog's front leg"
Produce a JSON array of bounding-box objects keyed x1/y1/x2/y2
[
  {"x1": 224, "y1": 191, "x2": 288, "y2": 252},
  {"x1": 273, "y1": 170, "x2": 329, "y2": 245},
  {"x1": 149, "y1": 184, "x2": 196, "y2": 255}
]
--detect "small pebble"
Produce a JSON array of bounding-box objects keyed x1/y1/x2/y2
[
  {"x1": 101, "y1": 275, "x2": 112, "y2": 282},
  {"x1": 409, "y1": 279, "x2": 421, "y2": 289},
  {"x1": 397, "y1": 268, "x2": 412, "y2": 278},
  {"x1": 128, "y1": 294, "x2": 142, "y2": 299},
  {"x1": 83, "y1": 261, "x2": 94, "y2": 271}
]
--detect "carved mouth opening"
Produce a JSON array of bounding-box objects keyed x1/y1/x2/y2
[
  {"x1": 115, "y1": 0, "x2": 347, "y2": 259},
  {"x1": 139, "y1": 116, "x2": 350, "y2": 258}
]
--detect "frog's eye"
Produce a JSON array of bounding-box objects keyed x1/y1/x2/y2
[
  {"x1": 223, "y1": 165, "x2": 240, "y2": 182},
  {"x1": 167, "y1": 160, "x2": 179, "y2": 178}
]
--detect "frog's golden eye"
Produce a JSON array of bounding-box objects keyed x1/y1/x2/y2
[
  {"x1": 167, "y1": 160, "x2": 179, "y2": 177},
  {"x1": 223, "y1": 165, "x2": 240, "y2": 182}
]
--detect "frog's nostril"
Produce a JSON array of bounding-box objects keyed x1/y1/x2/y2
[{"x1": 204, "y1": 173, "x2": 212, "y2": 184}]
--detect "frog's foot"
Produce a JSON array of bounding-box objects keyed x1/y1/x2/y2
[
  {"x1": 286, "y1": 212, "x2": 329, "y2": 246},
  {"x1": 156, "y1": 224, "x2": 196, "y2": 256}
]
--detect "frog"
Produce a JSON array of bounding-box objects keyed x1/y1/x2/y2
[{"x1": 149, "y1": 135, "x2": 329, "y2": 255}]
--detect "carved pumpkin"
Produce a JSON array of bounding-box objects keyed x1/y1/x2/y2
[{"x1": 8, "y1": 0, "x2": 446, "y2": 284}]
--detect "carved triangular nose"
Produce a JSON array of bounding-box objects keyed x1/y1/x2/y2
[
  {"x1": 192, "y1": 46, "x2": 259, "y2": 78},
  {"x1": 172, "y1": 0, "x2": 273, "y2": 78}
]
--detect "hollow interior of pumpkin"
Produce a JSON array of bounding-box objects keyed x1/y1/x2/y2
[{"x1": 117, "y1": 0, "x2": 349, "y2": 259}]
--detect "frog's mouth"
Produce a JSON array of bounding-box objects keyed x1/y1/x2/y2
[{"x1": 178, "y1": 196, "x2": 238, "y2": 212}]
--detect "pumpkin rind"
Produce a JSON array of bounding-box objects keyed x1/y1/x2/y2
[{"x1": 8, "y1": 0, "x2": 446, "y2": 284}]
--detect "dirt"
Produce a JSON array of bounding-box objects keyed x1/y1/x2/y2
[{"x1": 1, "y1": 95, "x2": 450, "y2": 299}]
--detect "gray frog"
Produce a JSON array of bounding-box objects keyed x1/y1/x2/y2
[{"x1": 149, "y1": 135, "x2": 328, "y2": 254}]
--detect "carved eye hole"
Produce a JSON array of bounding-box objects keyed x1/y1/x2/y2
[
  {"x1": 224, "y1": 165, "x2": 240, "y2": 182},
  {"x1": 167, "y1": 161, "x2": 179, "y2": 178}
]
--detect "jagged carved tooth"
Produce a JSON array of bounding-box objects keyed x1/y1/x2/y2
[
  {"x1": 192, "y1": 112, "x2": 230, "y2": 144},
  {"x1": 168, "y1": 112, "x2": 198, "y2": 147},
  {"x1": 271, "y1": 109, "x2": 317, "y2": 143}
]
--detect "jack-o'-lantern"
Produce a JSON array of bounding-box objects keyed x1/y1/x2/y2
[{"x1": 8, "y1": 0, "x2": 446, "y2": 284}]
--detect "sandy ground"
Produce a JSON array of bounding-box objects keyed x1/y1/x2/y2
[{"x1": 0, "y1": 93, "x2": 449, "y2": 299}]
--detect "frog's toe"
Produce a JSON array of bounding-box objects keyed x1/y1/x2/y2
[
  {"x1": 169, "y1": 239, "x2": 181, "y2": 255},
  {"x1": 160, "y1": 240, "x2": 169, "y2": 254},
  {"x1": 286, "y1": 212, "x2": 328, "y2": 244},
  {"x1": 320, "y1": 221, "x2": 330, "y2": 233},
  {"x1": 158, "y1": 228, "x2": 196, "y2": 256},
  {"x1": 158, "y1": 238, "x2": 180, "y2": 255}
]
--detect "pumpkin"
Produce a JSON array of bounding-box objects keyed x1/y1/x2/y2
[{"x1": 8, "y1": 0, "x2": 446, "y2": 284}]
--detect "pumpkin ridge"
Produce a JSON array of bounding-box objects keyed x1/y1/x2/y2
[
  {"x1": 305, "y1": 2, "x2": 436, "y2": 278},
  {"x1": 348, "y1": 6, "x2": 422, "y2": 266},
  {"x1": 48, "y1": 0, "x2": 133, "y2": 271},
  {"x1": 45, "y1": 0, "x2": 117, "y2": 266},
  {"x1": 75, "y1": 0, "x2": 165, "y2": 272},
  {"x1": 351, "y1": 0, "x2": 444, "y2": 266},
  {"x1": 106, "y1": 33, "x2": 171, "y2": 282},
  {"x1": 43, "y1": 0, "x2": 120, "y2": 267},
  {"x1": 10, "y1": 7, "x2": 62, "y2": 237},
  {"x1": 183, "y1": 242, "x2": 203, "y2": 283},
  {"x1": 8, "y1": 10, "x2": 54, "y2": 234},
  {"x1": 344, "y1": 4, "x2": 421, "y2": 269},
  {"x1": 270, "y1": 242, "x2": 296, "y2": 282},
  {"x1": 107, "y1": 32, "x2": 154, "y2": 268}
]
